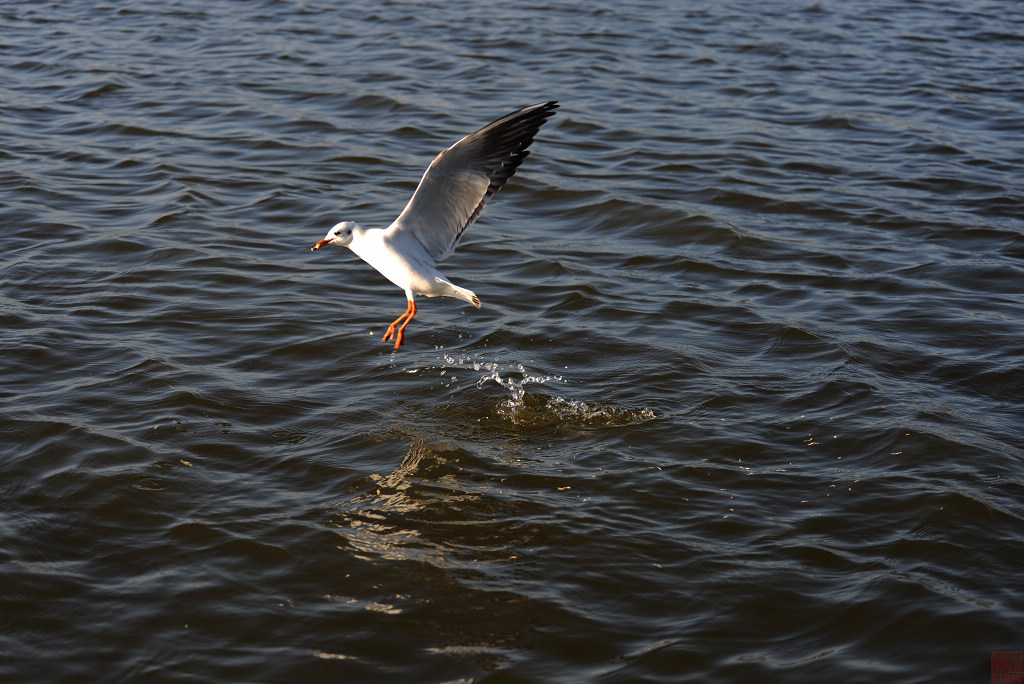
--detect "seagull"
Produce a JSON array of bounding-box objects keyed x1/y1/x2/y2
[{"x1": 311, "y1": 100, "x2": 558, "y2": 350}]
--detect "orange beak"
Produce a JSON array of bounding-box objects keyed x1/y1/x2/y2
[{"x1": 311, "y1": 239, "x2": 331, "y2": 251}]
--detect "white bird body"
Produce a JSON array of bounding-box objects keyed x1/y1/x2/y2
[
  {"x1": 312, "y1": 101, "x2": 558, "y2": 349},
  {"x1": 348, "y1": 223, "x2": 477, "y2": 306}
]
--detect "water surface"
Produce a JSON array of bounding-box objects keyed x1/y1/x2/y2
[{"x1": 2, "y1": 1, "x2": 1023, "y2": 682}]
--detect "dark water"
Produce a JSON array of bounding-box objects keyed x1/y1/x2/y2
[{"x1": 3, "y1": 1, "x2": 1023, "y2": 681}]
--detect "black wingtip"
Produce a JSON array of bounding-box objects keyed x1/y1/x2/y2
[
  {"x1": 452, "y1": 101, "x2": 559, "y2": 236},
  {"x1": 525, "y1": 100, "x2": 559, "y2": 119},
  {"x1": 476, "y1": 102, "x2": 558, "y2": 198}
]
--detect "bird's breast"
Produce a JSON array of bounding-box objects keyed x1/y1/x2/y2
[{"x1": 351, "y1": 231, "x2": 441, "y2": 296}]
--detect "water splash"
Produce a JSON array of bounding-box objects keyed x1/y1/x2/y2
[{"x1": 439, "y1": 352, "x2": 656, "y2": 427}]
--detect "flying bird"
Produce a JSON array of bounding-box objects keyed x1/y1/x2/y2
[{"x1": 311, "y1": 100, "x2": 558, "y2": 349}]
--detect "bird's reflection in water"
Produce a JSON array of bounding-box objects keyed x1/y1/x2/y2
[
  {"x1": 327, "y1": 439, "x2": 512, "y2": 567},
  {"x1": 322, "y1": 439, "x2": 544, "y2": 671}
]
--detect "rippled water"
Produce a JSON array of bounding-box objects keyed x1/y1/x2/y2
[{"x1": 3, "y1": 1, "x2": 1023, "y2": 682}]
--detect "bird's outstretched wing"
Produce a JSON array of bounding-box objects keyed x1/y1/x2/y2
[{"x1": 389, "y1": 101, "x2": 558, "y2": 261}]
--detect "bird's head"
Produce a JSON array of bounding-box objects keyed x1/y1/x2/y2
[{"x1": 311, "y1": 221, "x2": 358, "y2": 251}]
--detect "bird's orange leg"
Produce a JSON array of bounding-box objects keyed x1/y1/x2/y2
[
  {"x1": 393, "y1": 299, "x2": 416, "y2": 349},
  {"x1": 382, "y1": 299, "x2": 416, "y2": 349}
]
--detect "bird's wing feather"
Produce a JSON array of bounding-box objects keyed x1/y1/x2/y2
[{"x1": 389, "y1": 101, "x2": 558, "y2": 262}]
